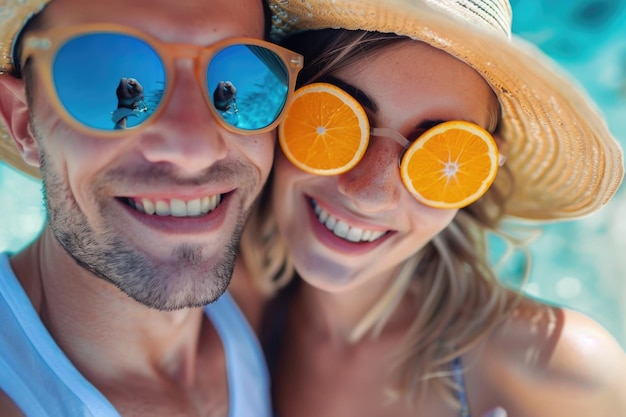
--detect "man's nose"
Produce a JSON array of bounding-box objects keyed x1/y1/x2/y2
[{"x1": 136, "y1": 60, "x2": 228, "y2": 174}]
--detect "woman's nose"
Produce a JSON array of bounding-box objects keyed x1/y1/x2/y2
[
  {"x1": 337, "y1": 140, "x2": 402, "y2": 212},
  {"x1": 136, "y1": 60, "x2": 228, "y2": 174}
]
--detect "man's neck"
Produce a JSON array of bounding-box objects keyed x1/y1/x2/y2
[{"x1": 10, "y1": 226, "x2": 207, "y2": 385}]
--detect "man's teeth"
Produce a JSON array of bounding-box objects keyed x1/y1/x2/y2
[
  {"x1": 313, "y1": 201, "x2": 386, "y2": 243},
  {"x1": 129, "y1": 195, "x2": 222, "y2": 217}
]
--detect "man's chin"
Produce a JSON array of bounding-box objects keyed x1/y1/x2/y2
[{"x1": 115, "y1": 253, "x2": 236, "y2": 310}]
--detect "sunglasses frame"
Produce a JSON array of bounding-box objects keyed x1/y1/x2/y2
[{"x1": 20, "y1": 23, "x2": 304, "y2": 137}]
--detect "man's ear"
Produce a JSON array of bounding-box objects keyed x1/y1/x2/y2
[{"x1": 0, "y1": 75, "x2": 40, "y2": 168}]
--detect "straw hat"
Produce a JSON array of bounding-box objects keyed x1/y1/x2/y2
[
  {"x1": 0, "y1": 0, "x2": 52, "y2": 179},
  {"x1": 267, "y1": 0, "x2": 624, "y2": 221}
]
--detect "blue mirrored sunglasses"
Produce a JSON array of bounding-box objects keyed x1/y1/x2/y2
[{"x1": 19, "y1": 23, "x2": 303, "y2": 136}]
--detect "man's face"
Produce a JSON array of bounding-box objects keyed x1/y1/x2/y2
[{"x1": 26, "y1": 0, "x2": 274, "y2": 309}]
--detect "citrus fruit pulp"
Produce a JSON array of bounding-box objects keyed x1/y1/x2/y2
[
  {"x1": 400, "y1": 120, "x2": 499, "y2": 209},
  {"x1": 278, "y1": 82, "x2": 370, "y2": 176}
]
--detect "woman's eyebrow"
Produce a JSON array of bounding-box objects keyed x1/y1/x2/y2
[
  {"x1": 316, "y1": 75, "x2": 378, "y2": 113},
  {"x1": 314, "y1": 77, "x2": 470, "y2": 134}
]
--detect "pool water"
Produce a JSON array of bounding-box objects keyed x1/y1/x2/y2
[
  {"x1": 1, "y1": 0, "x2": 625, "y2": 347},
  {"x1": 508, "y1": 0, "x2": 626, "y2": 347}
]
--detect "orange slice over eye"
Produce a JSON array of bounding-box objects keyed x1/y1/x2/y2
[
  {"x1": 278, "y1": 83, "x2": 369, "y2": 175},
  {"x1": 400, "y1": 121, "x2": 499, "y2": 209}
]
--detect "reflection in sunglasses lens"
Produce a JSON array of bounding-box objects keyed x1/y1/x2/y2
[
  {"x1": 207, "y1": 44, "x2": 289, "y2": 131},
  {"x1": 52, "y1": 34, "x2": 290, "y2": 133},
  {"x1": 53, "y1": 33, "x2": 165, "y2": 131}
]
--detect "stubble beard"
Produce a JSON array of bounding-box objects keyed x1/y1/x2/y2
[{"x1": 37, "y1": 145, "x2": 257, "y2": 311}]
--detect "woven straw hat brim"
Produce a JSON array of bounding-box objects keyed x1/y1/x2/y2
[
  {"x1": 0, "y1": 0, "x2": 52, "y2": 179},
  {"x1": 268, "y1": 0, "x2": 624, "y2": 221}
]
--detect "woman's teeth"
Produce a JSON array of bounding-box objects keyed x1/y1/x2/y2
[
  {"x1": 312, "y1": 200, "x2": 386, "y2": 243},
  {"x1": 128, "y1": 195, "x2": 222, "y2": 217}
]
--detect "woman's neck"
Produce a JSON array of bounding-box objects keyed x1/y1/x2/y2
[{"x1": 293, "y1": 265, "x2": 416, "y2": 345}]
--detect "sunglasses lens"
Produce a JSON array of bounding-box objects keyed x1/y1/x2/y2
[
  {"x1": 207, "y1": 44, "x2": 289, "y2": 131},
  {"x1": 53, "y1": 33, "x2": 166, "y2": 131}
]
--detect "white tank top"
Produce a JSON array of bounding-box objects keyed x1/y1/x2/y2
[{"x1": 0, "y1": 253, "x2": 270, "y2": 417}]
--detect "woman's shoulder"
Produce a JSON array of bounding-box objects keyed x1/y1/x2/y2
[
  {"x1": 467, "y1": 296, "x2": 626, "y2": 416},
  {"x1": 492, "y1": 297, "x2": 621, "y2": 373}
]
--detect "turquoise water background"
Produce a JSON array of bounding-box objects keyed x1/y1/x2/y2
[
  {"x1": 1, "y1": 1, "x2": 625, "y2": 347},
  {"x1": 507, "y1": 0, "x2": 626, "y2": 348}
]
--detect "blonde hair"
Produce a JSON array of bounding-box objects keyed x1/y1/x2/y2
[{"x1": 240, "y1": 29, "x2": 529, "y2": 409}]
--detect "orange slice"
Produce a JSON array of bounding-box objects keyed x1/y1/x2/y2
[
  {"x1": 400, "y1": 121, "x2": 499, "y2": 209},
  {"x1": 278, "y1": 83, "x2": 369, "y2": 175}
]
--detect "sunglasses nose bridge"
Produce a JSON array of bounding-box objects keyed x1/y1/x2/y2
[
  {"x1": 370, "y1": 127, "x2": 410, "y2": 148},
  {"x1": 166, "y1": 44, "x2": 206, "y2": 87},
  {"x1": 168, "y1": 43, "x2": 204, "y2": 60},
  {"x1": 162, "y1": 43, "x2": 207, "y2": 87},
  {"x1": 154, "y1": 44, "x2": 218, "y2": 121},
  {"x1": 166, "y1": 44, "x2": 230, "y2": 128},
  {"x1": 369, "y1": 127, "x2": 411, "y2": 168}
]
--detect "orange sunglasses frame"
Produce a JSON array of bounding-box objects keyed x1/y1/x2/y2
[{"x1": 20, "y1": 23, "x2": 304, "y2": 137}]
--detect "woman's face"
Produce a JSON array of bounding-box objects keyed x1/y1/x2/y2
[{"x1": 272, "y1": 40, "x2": 499, "y2": 293}]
